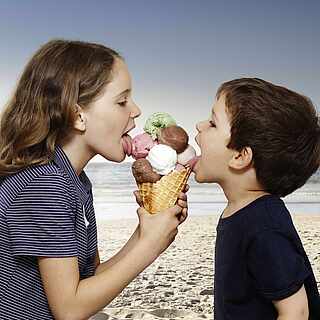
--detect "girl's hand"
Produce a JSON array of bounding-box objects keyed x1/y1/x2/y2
[
  {"x1": 176, "y1": 184, "x2": 189, "y2": 224},
  {"x1": 136, "y1": 205, "x2": 182, "y2": 257},
  {"x1": 133, "y1": 183, "x2": 189, "y2": 224}
]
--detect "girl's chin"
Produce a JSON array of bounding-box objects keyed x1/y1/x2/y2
[{"x1": 98, "y1": 147, "x2": 126, "y2": 163}]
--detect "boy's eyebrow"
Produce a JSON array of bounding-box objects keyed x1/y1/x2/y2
[{"x1": 114, "y1": 89, "x2": 131, "y2": 99}]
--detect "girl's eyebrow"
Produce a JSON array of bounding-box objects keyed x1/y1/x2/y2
[
  {"x1": 114, "y1": 89, "x2": 131, "y2": 99},
  {"x1": 212, "y1": 110, "x2": 218, "y2": 123}
]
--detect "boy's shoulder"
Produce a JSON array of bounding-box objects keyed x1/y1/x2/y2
[{"x1": 242, "y1": 194, "x2": 295, "y2": 238}]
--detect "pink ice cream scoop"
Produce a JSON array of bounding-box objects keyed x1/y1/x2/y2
[
  {"x1": 177, "y1": 145, "x2": 197, "y2": 166},
  {"x1": 131, "y1": 133, "x2": 157, "y2": 160}
]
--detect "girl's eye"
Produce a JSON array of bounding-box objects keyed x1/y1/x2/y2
[
  {"x1": 209, "y1": 120, "x2": 216, "y2": 127},
  {"x1": 118, "y1": 100, "x2": 127, "y2": 106}
]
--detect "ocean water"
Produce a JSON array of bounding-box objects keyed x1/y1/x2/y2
[{"x1": 85, "y1": 162, "x2": 320, "y2": 220}]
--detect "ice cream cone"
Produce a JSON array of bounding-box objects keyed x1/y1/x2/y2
[{"x1": 138, "y1": 167, "x2": 192, "y2": 214}]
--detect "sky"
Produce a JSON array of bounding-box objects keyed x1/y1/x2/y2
[{"x1": 0, "y1": 0, "x2": 319, "y2": 162}]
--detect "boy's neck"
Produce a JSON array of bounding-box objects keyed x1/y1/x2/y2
[{"x1": 221, "y1": 180, "x2": 270, "y2": 219}]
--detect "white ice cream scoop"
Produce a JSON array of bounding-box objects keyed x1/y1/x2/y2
[{"x1": 147, "y1": 144, "x2": 177, "y2": 175}]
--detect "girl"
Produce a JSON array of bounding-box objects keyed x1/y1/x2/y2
[{"x1": 0, "y1": 40, "x2": 188, "y2": 320}]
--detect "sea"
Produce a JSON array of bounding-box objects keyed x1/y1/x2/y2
[{"x1": 85, "y1": 162, "x2": 320, "y2": 220}]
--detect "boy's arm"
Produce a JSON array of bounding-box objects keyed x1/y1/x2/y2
[{"x1": 273, "y1": 285, "x2": 309, "y2": 320}]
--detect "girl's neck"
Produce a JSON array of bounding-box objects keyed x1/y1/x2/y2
[{"x1": 61, "y1": 140, "x2": 95, "y2": 175}]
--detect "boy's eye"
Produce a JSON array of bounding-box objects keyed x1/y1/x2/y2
[{"x1": 209, "y1": 120, "x2": 216, "y2": 127}]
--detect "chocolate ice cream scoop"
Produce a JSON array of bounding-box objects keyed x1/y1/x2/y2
[
  {"x1": 158, "y1": 126, "x2": 189, "y2": 154},
  {"x1": 132, "y1": 159, "x2": 161, "y2": 184}
]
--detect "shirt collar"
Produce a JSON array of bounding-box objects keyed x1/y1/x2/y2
[{"x1": 53, "y1": 146, "x2": 92, "y2": 203}]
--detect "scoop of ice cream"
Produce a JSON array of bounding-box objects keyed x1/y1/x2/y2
[
  {"x1": 175, "y1": 163, "x2": 186, "y2": 171},
  {"x1": 144, "y1": 112, "x2": 177, "y2": 140},
  {"x1": 177, "y1": 145, "x2": 197, "y2": 165},
  {"x1": 146, "y1": 144, "x2": 177, "y2": 175},
  {"x1": 158, "y1": 126, "x2": 189, "y2": 153},
  {"x1": 132, "y1": 159, "x2": 161, "y2": 183},
  {"x1": 131, "y1": 133, "x2": 156, "y2": 160}
]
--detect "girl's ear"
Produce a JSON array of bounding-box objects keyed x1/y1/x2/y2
[
  {"x1": 229, "y1": 146, "x2": 253, "y2": 170},
  {"x1": 73, "y1": 104, "x2": 87, "y2": 132}
]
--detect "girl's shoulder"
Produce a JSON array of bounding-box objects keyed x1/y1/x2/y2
[{"x1": 0, "y1": 162, "x2": 76, "y2": 211}]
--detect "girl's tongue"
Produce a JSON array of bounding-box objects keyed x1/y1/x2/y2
[{"x1": 121, "y1": 134, "x2": 133, "y2": 156}]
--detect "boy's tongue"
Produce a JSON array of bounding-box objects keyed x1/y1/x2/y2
[
  {"x1": 187, "y1": 156, "x2": 200, "y2": 171},
  {"x1": 122, "y1": 134, "x2": 133, "y2": 156}
]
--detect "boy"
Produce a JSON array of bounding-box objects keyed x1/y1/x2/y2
[{"x1": 193, "y1": 78, "x2": 320, "y2": 319}]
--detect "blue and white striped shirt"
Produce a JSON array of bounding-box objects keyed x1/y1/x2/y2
[{"x1": 0, "y1": 146, "x2": 98, "y2": 319}]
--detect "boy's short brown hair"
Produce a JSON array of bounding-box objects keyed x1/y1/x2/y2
[{"x1": 217, "y1": 78, "x2": 320, "y2": 197}]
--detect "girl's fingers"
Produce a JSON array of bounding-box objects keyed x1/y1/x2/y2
[
  {"x1": 177, "y1": 199, "x2": 187, "y2": 208},
  {"x1": 133, "y1": 190, "x2": 143, "y2": 206},
  {"x1": 179, "y1": 207, "x2": 188, "y2": 224},
  {"x1": 178, "y1": 192, "x2": 187, "y2": 201}
]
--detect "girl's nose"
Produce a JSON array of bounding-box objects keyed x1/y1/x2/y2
[
  {"x1": 131, "y1": 101, "x2": 141, "y2": 118},
  {"x1": 196, "y1": 120, "x2": 206, "y2": 133}
]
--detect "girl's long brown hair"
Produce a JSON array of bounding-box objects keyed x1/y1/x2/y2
[{"x1": 0, "y1": 39, "x2": 120, "y2": 176}]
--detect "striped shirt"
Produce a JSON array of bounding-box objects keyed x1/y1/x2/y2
[{"x1": 0, "y1": 146, "x2": 98, "y2": 319}]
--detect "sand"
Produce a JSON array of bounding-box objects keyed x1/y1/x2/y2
[{"x1": 92, "y1": 213, "x2": 320, "y2": 320}]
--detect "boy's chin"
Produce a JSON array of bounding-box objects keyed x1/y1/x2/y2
[{"x1": 194, "y1": 171, "x2": 214, "y2": 183}]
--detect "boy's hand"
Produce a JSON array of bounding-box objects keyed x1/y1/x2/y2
[{"x1": 273, "y1": 285, "x2": 309, "y2": 320}]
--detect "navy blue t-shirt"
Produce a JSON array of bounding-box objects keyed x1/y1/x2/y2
[
  {"x1": 214, "y1": 195, "x2": 319, "y2": 320},
  {"x1": 0, "y1": 147, "x2": 98, "y2": 319}
]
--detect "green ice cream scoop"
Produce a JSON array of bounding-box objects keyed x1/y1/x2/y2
[{"x1": 144, "y1": 112, "x2": 177, "y2": 140}]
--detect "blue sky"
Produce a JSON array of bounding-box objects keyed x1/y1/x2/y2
[{"x1": 0, "y1": 0, "x2": 319, "y2": 161}]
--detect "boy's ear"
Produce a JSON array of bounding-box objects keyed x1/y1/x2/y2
[
  {"x1": 73, "y1": 104, "x2": 87, "y2": 132},
  {"x1": 229, "y1": 146, "x2": 253, "y2": 170}
]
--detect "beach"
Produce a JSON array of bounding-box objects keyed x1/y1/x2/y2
[{"x1": 93, "y1": 213, "x2": 320, "y2": 320}]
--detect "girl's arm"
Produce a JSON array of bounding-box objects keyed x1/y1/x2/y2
[
  {"x1": 39, "y1": 205, "x2": 185, "y2": 320},
  {"x1": 94, "y1": 189, "x2": 188, "y2": 274},
  {"x1": 273, "y1": 285, "x2": 309, "y2": 320},
  {"x1": 94, "y1": 225, "x2": 139, "y2": 274}
]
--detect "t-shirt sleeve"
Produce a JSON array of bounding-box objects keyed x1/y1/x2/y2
[
  {"x1": 247, "y1": 230, "x2": 310, "y2": 301},
  {"x1": 6, "y1": 173, "x2": 78, "y2": 257}
]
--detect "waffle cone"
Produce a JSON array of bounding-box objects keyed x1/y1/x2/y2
[{"x1": 138, "y1": 167, "x2": 192, "y2": 214}]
